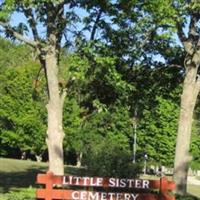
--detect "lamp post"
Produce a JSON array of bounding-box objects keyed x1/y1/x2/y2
[{"x1": 144, "y1": 154, "x2": 148, "y2": 175}]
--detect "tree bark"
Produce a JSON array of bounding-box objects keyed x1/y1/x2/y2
[
  {"x1": 45, "y1": 42, "x2": 65, "y2": 175},
  {"x1": 35, "y1": 154, "x2": 42, "y2": 162},
  {"x1": 76, "y1": 152, "x2": 83, "y2": 167},
  {"x1": 173, "y1": 65, "x2": 200, "y2": 194}
]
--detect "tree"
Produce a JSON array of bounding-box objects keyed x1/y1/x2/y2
[
  {"x1": 172, "y1": 1, "x2": 200, "y2": 194},
  {"x1": 105, "y1": 0, "x2": 200, "y2": 194},
  {"x1": 0, "y1": 0, "x2": 120, "y2": 175},
  {"x1": 138, "y1": 95, "x2": 180, "y2": 166},
  {"x1": 122, "y1": 63, "x2": 182, "y2": 166},
  {"x1": 0, "y1": 0, "x2": 82, "y2": 175},
  {"x1": 80, "y1": 104, "x2": 135, "y2": 177},
  {"x1": 76, "y1": 2, "x2": 200, "y2": 191},
  {"x1": 128, "y1": 0, "x2": 200, "y2": 194},
  {"x1": 0, "y1": 62, "x2": 47, "y2": 161},
  {"x1": 61, "y1": 52, "x2": 135, "y2": 167}
]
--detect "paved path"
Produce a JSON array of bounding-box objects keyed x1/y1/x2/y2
[{"x1": 187, "y1": 176, "x2": 200, "y2": 185}]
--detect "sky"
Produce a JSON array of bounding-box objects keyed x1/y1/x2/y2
[
  {"x1": 8, "y1": 7, "x2": 91, "y2": 46},
  {"x1": 0, "y1": 2, "x2": 187, "y2": 64}
]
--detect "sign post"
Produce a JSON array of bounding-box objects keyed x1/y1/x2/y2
[{"x1": 36, "y1": 171, "x2": 176, "y2": 200}]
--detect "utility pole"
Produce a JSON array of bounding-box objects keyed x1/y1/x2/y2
[
  {"x1": 132, "y1": 107, "x2": 137, "y2": 163},
  {"x1": 133, "y1": 123, "x2": 137, "y2": 163}
]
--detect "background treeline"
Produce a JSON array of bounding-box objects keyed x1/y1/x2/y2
[{"x1": 0, "y1": 37, "x2": 200, "y2": 175}]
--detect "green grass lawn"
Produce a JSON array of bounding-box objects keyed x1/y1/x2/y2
[
  {"x1": 0, "y1": 158, "x2": 47, "y2": 193},
  {"x1": 0, "y1": 158, "x2": 87, "y2": 194},
  {"x1": 0, "y1": 158, "x2": 200, "y2": 199},
  {"x1": 187, "y1": 184, "x2": 200, "y2": 198}
]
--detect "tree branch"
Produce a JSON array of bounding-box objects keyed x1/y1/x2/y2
[
  {"x1": 90, "y1": 9, "x2": 103, "y2": 41},
  {"x1": 176, "y1": 22, "x2": 187, "y2": 44},
  {"x1": 176, "y1": 14, "x2": 198, "y2": 55},
  {"x1": 22, "y1": 6, "x2": 40, "y2": 42},
  {"x1": 188, "y1": 14, "x2": 198, "y2": 39},
  {"x1": 169, "y1": 64, "x2": 183, "y2": 68},
  {"x1": 0, "y1": 21, "x2": 37, "y2": 48},
  {"x1": 176, "y1": 21, "x2": 194, "y2": 55},
  {"x1": 55, "y1": 3, "x2": 66, "y2": 51},
  {"x1": 139, "y1": 26, "x2": 156, "y2": 49}
]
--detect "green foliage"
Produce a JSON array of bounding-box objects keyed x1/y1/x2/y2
[
  {"x1": 190, "y1": 100, "x2": 200, "y2": 169},
  {"x1": 0, "y1": 0, "x2": 200, "y2": 178},
  {"x1": 1, "y1": 188, "x2": 35, "y2": 200},
  {"x1": 84, "y1": 132, "x2": 142, "y2": 177},
  {"x1": 94, "y1": 56, "x2": 134, "y2": 99},
  {"x1": 0, "y1": 37, "x2": 32, "y2": 70},
  {"x1": 79, "y1": 52, "x2": 135, "y2": 107},
  {"x1": 63, "y1": 97, "x2": 85, "y2": 155},
  {"x1": 137, "y1": 94, "x2": 180, "y2": 166},
  {"x1": 80, "y1": 105, "x2": 136, "y2": 176},
  {"x1": 61, "y1": 53, "x2": 136, "y2": 168},
  {"x1": 142, "y1": 0, "x2": 178, "y2": 26},
  {"x1": 0, "y1": 0, "x2": 15, "y2": 20},
  {"x1": 190, "y1": 124, "x2": 200, "y2": 170},
  {"x1": 0, "y1": 61, "x2": 47, "y2": 157},
  {"x1": 59, "y1": 53, "x2": 90, "y2": 85}
]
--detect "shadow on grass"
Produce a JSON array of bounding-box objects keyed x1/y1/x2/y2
[
  {"x1": 0, "y1": 164, "x2": 88, "y2": 194},
  {"x1": 65, "y1": 166, "x2": 87, "y2": 176},
  {"x1": 0, "y1": 167, "x2": 46, "y2": 193}
]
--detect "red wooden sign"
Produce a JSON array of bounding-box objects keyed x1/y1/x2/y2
[{"x1": 36, "y1": 171, "x2": 176, "y2": 200}]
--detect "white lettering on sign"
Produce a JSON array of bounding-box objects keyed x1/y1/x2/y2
[
  {"x1": 71, "y1": 191, "x2": 139, "y2": 200},
  {"x1": 108, "y1": 178, "x2": 149, "y2": 189},
  {"x1": 142, "y1": 180, "x2": 150, "y2": 189},
  {"x1": 63, "y1": 176, "x2": 150, "y2": 189},
  {"x1": 63, "y1": 176, "x2": 104, "y2": 187},
  {"x1": 108, "y1": 193, "x2": 115, "y2": 200},
  {"x1": 88, "y1": 192, "x2": 99, "y2": 200},
  {"x1": 83, "y1": 177, "x2": 90, "y2": 186},
  {"x1": 97, "y1": 177, "x2": 103, "y2": 186},
  {"x1": 72, "y1": 191, "x2": 79, "y2": 199},
  {"x1": 135, "y1": 180, "x2": 141, "y2": 188}
]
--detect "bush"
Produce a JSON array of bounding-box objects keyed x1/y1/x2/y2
[
  {"x1": 2, "y1": 188, "x2": 35, "y2": 200},
  {"x1": 84, "y1": 135, "x2": 143, "y2": 177}
]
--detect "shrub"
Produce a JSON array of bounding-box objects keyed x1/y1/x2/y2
[
  {"x1": 2, "y1": 188, "x2": 35, "y2": 200},
  {"x1": 84, "y1": 134, "x2": 143, "y2": 177}
]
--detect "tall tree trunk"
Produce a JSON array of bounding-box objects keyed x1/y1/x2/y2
[
  {"x1": 45, "y1": 43, "x2": 65, "y2": 175},
  {"x1": 173, "y1": 65, "x2": 200, "y2": 194}
]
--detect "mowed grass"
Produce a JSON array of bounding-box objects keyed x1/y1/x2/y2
[
  {"x1": 0, "y1": 158, "x2": 86, "y2": 194},
  {"x1": 0, "y1": 158, "x2": 47, "y2": 193},
  {"x1": 187, "y1": 184, "x2": 200, "y2": 198},
  {"x1": 0, "y1": 158, "x2": 199, "y2": 198}
]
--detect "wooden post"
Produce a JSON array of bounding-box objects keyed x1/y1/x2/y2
[
  {"x1": 159, "y1": 177, "x2": 176, "y2": 200},
  {"x1": 36, "y1": 171, "x2": 54, "y2": 200},
  {"x1": 45, "y1": 172, "x2": 54, "y2": 200}
]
